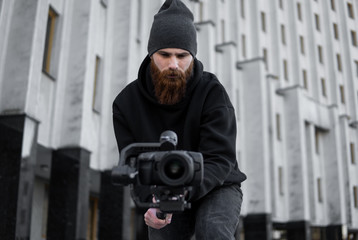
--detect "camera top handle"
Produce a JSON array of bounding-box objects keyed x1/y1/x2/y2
[
  {"x1": 111, "y1": 131, "x2": 178, "y2": 186},
  {"x1": 111, "y1": 143, "x2": 162, "y2": 185}
]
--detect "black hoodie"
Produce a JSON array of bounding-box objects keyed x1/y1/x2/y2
[{"x1": 113, "y1": 56, "x2": 246, "y2": 201}]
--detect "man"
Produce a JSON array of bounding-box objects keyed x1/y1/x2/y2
[{"x1": 113, "y1": 0, "x2": 246, "y2": 239}]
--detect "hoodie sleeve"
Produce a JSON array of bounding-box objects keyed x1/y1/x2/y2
[
  {"x1": 189, "y1": 84, "x2": 239, "y2": 201},
  {"x1": 112, "y1": 95, "x2": 135, "y2": 152}
]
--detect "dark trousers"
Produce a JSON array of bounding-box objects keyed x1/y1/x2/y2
[{"x1": 148, "y1": 184, "x2": 243, "y2": 240}]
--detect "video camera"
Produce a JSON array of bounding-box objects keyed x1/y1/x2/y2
[{"x1": 111, "y1": 131, "x2": 203, "y2": 213}]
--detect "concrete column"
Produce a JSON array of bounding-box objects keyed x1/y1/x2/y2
[
  {"x1": 238, "y1": 58, "x2": 272, "y2": 214},
  {"x1": 46, "y1": 147, "x2": 90, "y2": 240},
  {"x1": 215, "y1": 42, "x2": 237, "y2": 103},
  {"x1": 59, "y1": 0, "x2": 91, "y2": 147},
  {"x1": 98, "y1": 170, "x2": 126, "y2": 239},
  {"x1": 0, "y1": 0, "x2": 47, "y2": 116},
  {"x1": 325, "y1": 225, "x2": 344, "y2": 240},
  {"x1": 0, "y1": 114, "x2": 38, "y2": 239},
  {"x1": 284, "y1": 87, "x2": 311, "y2": 221},
  {"x1": 324, "y1": 109, "x2": 347, "y2": 225},
  {"x1": 196, "y1": 21, "x2": 216, "y2": 73},
  {"x1": 286, "y1": 221, "x2": 311, "y2": 240},
  {"x1": 244, "y1": 214, "x2": 272, "y2": 240}
]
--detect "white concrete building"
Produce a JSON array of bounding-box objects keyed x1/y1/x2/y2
[{"x1": 0, "y1": 0, "x2": 357, "y2": 239}]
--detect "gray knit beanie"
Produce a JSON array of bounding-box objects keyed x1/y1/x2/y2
[{"x1": 147, "y1": 0, "x2": 197, "y2": 57}]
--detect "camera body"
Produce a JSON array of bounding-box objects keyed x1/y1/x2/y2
[
  {"x1": 138, "y1": 150, "x2": 203, "y2": 187},
  {"x1": 111, "y1": 131, "x2": 204, "y2": 212}
]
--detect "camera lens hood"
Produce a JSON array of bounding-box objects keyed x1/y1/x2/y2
[{"x1": 158, "y1": 152, "x2": 194, "y2": 186}]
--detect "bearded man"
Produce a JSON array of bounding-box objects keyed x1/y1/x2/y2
[{"x1": 112, "y1": 0, "x2": 246, "y2": 239}]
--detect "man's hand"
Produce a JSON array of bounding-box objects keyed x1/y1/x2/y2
[{"x1": 144, "y1": 208, "x2": 172, "y2": 229}]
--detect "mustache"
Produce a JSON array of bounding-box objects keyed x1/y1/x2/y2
[{"x1": 162, "y1": 69, "x2": 183, "y2": 78}]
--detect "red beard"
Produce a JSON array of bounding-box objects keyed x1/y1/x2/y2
[{"x1": 150, "y1": 60, "x2": 194, "y2": 105}]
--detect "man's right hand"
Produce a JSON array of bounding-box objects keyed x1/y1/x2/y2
[{"x1": 144, "y1": 208, "x2": 172, "y2": 229}]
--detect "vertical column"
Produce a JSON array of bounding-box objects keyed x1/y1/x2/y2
[
  {"x1": 243, "y1": 214, "x2": 272, "y2": 240},
  {"x1": 324, "y1": 109, "x2": 347, "y2": 225},
  {"x1": 239, "y1": 58, "x2": 271, "y2": 214},
  {"x1": 339, "y1": 116, "x2": 354, "y2": 231},
  {"x1": 325, "y1": 225, "x2": 343, "y2": 240},
  {"x1": 59, "y1": 0, "x2": 91, "y2": 146},
  {"x1": 46, "y1": 148, "x2": 90, "y2": 240},
  {"x1": 284, "y1": 88, "x2": 311, "y2": 221},
  {"x1": 0, "y1": 0, "x2": 45, "y2": 117},
  {"x1": 215, "y1": 42, "x2": 237, "y2": 102},
  {"x1": 196, "y1": 21, "x2": 216, "y2": 73},
  {"x1": 98, "y1": 170, "x2": 126, "y2": 239},
  {"x1": 286, "y1": 221, "x2": 311, "y2": 240},
  {"x1": 239, "y1": 59, "x2": 271, "y2": 239},
  {"x1": 0, "y1": 114, "x2": 38, "y2": 239}
]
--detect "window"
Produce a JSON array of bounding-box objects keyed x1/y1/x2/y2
[
  {"x1": 321, "y1": 78, "x2": 327, "y2": 97},
  {"x1": 199, "y1": 2, "x2": 204, "y2": 21},
  {"x1": 333, "y1": 23, "x2": 339, "y2": 39},
  {"x1": 297, "y1": 3, "x2": 302, "y2": 21},
  {"x1": 261, "y1": 12, "x2": 266, "y2": 32},
  {"x1": 355, "y1": 60, "x2": 358, "y2": 77},
  {"x1": 312, "y1": 228, "x2": 323, "y2": 240},
  {"x1": 283, "y1": 59, "x2": 288, "y2": 80},
  {"x1": 318, "y1": 45, "x2": 323, "y2": 63},
  {"x1": 241, "y1": 0, "x2": 245, "y2": 18},
  {"x1": 236, "y1": 89, "x2": 240, "y2": 119},
  {"x1": 276, "y1": 113, "x2": 281, "y2": 140},
  {"x1": 281, "y1": 24, "x2": 286, "y2": 45},
  {"x1": 92, "y1": 56, "x2": 102, "y2": 113},
  {"x1": 300, "y1": 36, "x2": 305, "y2": 54},
  {"x1": 41, "y1": 185, "x2": 49, "y2": 239},
  {"x1": 100, "y1": 0, "x2": 108, "y2": 8},
  {"x1": 314, "y1": 127, "x2": 327, "y2": 156},
  {"x1": 331, "y1": 0, "x2": 335, "y2": 11},
  {"x1": 279, "y1": 0, "x2": 283, "y2": 9},
  {"x1": 340, "y1": 85, "x2": 345, "y2": 103},
  {"x1": 263, "y1": 48, "x2": 268, "y2": 70},
  {"x1": 221, "y1": 19, "x2": 225, "y2": 42},
  {"x1": 136, "y1": 0, "x2": 142, "y2": 42},
  {"x1": 337, "y1": 53, "x2": 342, "y2": 71},
  {"x1": 278, "y1": 167, "x2": 284, "y2": 195},
  {"x1": 351, "y1": 30, "x2": 357, "y2": 47},
  {"x1": 315, "y1": 14, "x2": 320, "y2": 31},
  {"x1": 241, "y1": 34, "x2": 246, "y2": 58},
  {"x1": 354, "y1": 186, "x2": 358, "y2": 208},
  {"x1": 315, "y1": 127, "x2": 320, "y2": 154},
  {"x1": 348, "y1": 233, "x2": 358, "y2": 240},
  {"x1": 348, "y1": 3, "x2": 355, "y2": 19},
  {"x1": 87, "y1": 196, "x2": 99, "y2": 240},
  {"x1": 351, "y1": 142, "x2": 356, "y2": 164},
  {"x1": 42, "y1": 7, "x2": 58, "y2": 75},
  {"x1": 317, "y1": 178, "x2": 323, "y2": 203},
  {"x1": 303, "y1": 69, "x2": 308, "y2": 89}
]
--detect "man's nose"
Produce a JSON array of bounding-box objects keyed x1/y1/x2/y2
[{"x1": 168, "y1": 57, "x2": 178, "y2": 70}]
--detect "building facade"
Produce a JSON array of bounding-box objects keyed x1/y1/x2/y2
[{"x1": 0, "y1": 0, "x2": 357, "y2": 239}]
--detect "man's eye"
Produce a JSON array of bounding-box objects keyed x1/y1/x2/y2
[
  {"x1": 160, "y1": 53, "x2": 170, "y2": 57},
  {"x1": 177, "y1": 54, "x2": 188, "y2": 59}
]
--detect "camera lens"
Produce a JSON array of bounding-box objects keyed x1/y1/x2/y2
[
  {"x1": 158, "y1": 152, "x2": 194, "y2": 186},
  {"x1": 164, "y1": 158, "x2": 185, "y2": 180}
]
